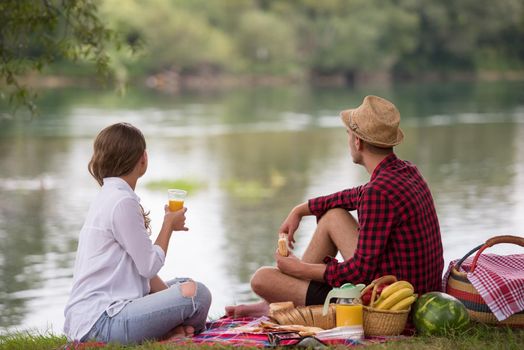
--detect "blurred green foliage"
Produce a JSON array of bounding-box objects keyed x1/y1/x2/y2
[
  {"x1": 98, "y1": 0, "x2": 524, "y2": 79},
  {"x1": 0, "y1": 0, "x2": 121, "y2": 114},
  {"x1": 1, "y1": 0, "x2": 524, "y2": 114}
]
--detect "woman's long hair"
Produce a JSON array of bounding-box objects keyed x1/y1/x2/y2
[{"x1": 88, "y1": 123, "x2": 151, "y2": 233}]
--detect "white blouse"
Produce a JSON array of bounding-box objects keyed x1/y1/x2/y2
[{"x1": 63, "y1": 177, "x2": 166, "y2": 341}]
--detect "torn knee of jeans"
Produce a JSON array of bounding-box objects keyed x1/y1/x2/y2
[{"x1": 180, "y1": 280, "x2": 197, "y2": 298}]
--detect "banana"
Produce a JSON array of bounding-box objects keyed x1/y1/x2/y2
[
  {"x1": 380, "y1": 280, "x2": 414, "y2": 300},
  {"x1": 375, "y1": 288, "x2": 414, "y2": 310},
  {"x1": 389, "y1": 295, "x2": 417, "y2": 311},
  {"x1": 278, "y1": 233, "x2": 289, "y2": 257}
]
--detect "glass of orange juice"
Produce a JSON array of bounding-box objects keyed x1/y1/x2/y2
[{"x1": 167, "y1": 189, "x2": 187, "y2": 212}]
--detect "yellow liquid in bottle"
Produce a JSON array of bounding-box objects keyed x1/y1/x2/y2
[{"x1": 336, "y1": 304, "x2": 363, "y2": 327}]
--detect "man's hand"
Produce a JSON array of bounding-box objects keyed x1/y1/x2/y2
[
  {"x1": 275, "y1": 250, "x2": 328, "y2": 282},
  {"x1": 275, "y1": 250, "x2": 304, "y2": 278},
  {"x1": 279, "y1": 202, "x2": 311, "y2": 249}
]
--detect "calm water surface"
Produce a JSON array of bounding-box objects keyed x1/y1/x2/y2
[{"x1": 1, "y1": 81, "x2": 524, "y2": 334}]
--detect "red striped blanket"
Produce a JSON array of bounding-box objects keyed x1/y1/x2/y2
[{"x1": 64, "y1": 316, "x2": 408, "y2": 348}]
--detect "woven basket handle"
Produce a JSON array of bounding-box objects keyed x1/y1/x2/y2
[
  {"x1": 469, "y1": 235, "x2": 524, "y2": 272},
  {"x1": 484, "y1": 235, "x2": 524, "y2": 247},
  {"x1": 360, "y1": 275, "x2": 397, "y2": 307}
]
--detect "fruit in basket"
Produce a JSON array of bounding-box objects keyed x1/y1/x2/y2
[
  {"x1": 412, "y1": 292, "x2": 470, "y2": 335},
  {"x1": 373, "y1": 280, "x2": 414, "y2": 308},
  {"x1": 379, "y1": 280, "x2": 414, "y2": 300},
  {"x1": 390, "y1": 294, "x2": 417, "y2": 311},
  {"x1": 361, "y1": 283, "x2": 390, "y2": 306},
  {"x1": 375, "y1": 287, "x2": 415, "y2": 310}
]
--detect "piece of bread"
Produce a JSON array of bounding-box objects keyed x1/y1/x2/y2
[
  {"x1": 278, "y1": 233, "x2": 289, "y2": 256},
  {"x1": 269, "y1": 301, "x2": 294, "y2": 316}
]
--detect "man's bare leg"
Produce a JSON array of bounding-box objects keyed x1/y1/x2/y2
[
  {"x1": 302, "y1": 208, "x2": 359, "y2": 263},
  {"x1": 226, "y1": 266, "x2": 309, "y2": 317},
  {"x1": 225, "y1": 209, "x2": 359, "y2": 317}
]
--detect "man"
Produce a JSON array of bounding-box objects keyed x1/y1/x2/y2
[{"x1": 226, "y1": 95, "x2": 444, "y2": 317}]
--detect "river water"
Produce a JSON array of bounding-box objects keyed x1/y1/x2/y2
[{"x1": 1, "y1": 81, "x2": 523, "y2": 334}]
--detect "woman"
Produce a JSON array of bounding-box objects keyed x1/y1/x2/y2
[{"x1": 64, "y1": 123, "x2": 211, "y2": 344}]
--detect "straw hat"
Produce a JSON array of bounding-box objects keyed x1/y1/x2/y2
[{"x1": 340, "y1": 95, "x2": 404, "y2": 148}]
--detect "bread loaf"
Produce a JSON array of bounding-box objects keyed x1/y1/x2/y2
[{"x1": 269, "y1": 301, "x2": 294, "y2": 316}]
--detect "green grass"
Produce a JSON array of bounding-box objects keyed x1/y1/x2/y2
[
  {"x1": 0, "y1": 331, "x2": 66, "y2": 350},
  {"x1": 1, "y1": 323, "x2": 523, "y2": 350}
]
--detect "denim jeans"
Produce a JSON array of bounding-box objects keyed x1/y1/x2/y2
[{"x1": 81, "y1": 278, "x2": 212, "y2": 344}]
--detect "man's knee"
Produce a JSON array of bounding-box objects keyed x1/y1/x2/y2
[
  {"x1": 321, "y1": 208, "x2": 352, "y2": 220},
  {"x1": 319, "y1": 208, "x2": 357, "y2": 228},
  {"x1": 250, "y1": 267, "x2": 277, "y2": 296}
]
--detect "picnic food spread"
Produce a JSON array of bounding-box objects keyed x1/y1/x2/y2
[
  {"x1": 232, "y1": 320, "x2": 324, "y2": 337},
  {"x1": 263, "y1": 273, "x2": 474, "y2": 339}
]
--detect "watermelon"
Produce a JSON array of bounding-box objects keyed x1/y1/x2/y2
[{"x1": 412, "y1": 292, "x2": 470, "y2": 335}]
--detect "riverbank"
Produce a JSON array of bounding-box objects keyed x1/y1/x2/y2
[
  {"x1": 1, "y1": 323, "x2": 523, "y2": 350},
  {"x1": 12, "y1": 68, "x2": 524, "y2": 94}
]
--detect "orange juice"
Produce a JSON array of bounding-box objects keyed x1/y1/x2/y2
[
  {"x1": 169, "y1": 199, "x2": 184, "y2": 212},
  {"x1": 336, "y1": 304, "x2": 363, "y2": 327}
]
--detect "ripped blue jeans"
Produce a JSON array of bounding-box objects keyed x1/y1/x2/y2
[{"x1": 81, "y1": 278, "x2": 212, "y2": 344}]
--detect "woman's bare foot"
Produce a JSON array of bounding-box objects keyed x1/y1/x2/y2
[
  {"x1": 165, "y1": 325, "x2": 196, "y2": 340},
  {"x1": 184, "y1": 325, "x2": 195, "y2": 337},
  {"x1": 166, "y1": 325, "x2": 186, "y2": 339},
  {"x1": 225, "y1": 301, "x2": 269, "y2": 318}
]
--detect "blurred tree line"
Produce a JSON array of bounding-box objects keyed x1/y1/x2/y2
[
  {"x1": 99, "y1": 0, "x2": 524, "y2": 83},
  {"x1": 2, "y1": 0, "x2": 524, "y2": 113}
]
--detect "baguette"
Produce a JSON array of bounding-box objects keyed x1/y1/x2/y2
[{"x1": 278, "y1": 233, "x2": 289, "y2": 257}]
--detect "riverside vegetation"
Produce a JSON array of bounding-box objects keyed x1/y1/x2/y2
[{"x1": 2, "y1": 0, "x2": 524, "y2": 112}]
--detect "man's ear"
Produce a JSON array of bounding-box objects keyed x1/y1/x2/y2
[
  {"x1": 141, "y1": 151, "x2": 148, "y2": 164},
  {"x1": 355, "y1": 136, "x2": 363, "y2": 151}
]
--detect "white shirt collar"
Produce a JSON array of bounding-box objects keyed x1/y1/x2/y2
[{"x1": 102, "y1": 177, "x2": 140, "y2": 202}]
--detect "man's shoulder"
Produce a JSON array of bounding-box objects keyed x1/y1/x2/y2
[{"x1": 368, "y1": 160, "x2": 426, "y2": 195}]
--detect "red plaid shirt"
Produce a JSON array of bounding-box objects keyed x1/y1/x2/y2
[{"x1": 308, "y1": 154, "x2": 444, "y2": 294}]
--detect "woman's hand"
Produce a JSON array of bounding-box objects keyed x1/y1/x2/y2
[
  {"x1": 155, "y1": 206, "x2": 188, "y2": 256},
  {"x1": 163, "y1": 205, "x2": 188, "y2": 232}
]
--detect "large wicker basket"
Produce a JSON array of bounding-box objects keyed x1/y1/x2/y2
[
  {"x1": 361, "y1": 275, "x2": 410, "y2": 336},
  {"x1": 446, "y1": 235, "x2": 524, "y2": 327}
]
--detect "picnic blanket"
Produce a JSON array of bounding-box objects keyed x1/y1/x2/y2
[
  {"x1": 64, "y1": 316, "x2": 407, "y2": 348},
  {"x1": 443, "y1": 253, "x2": 524, "y2": 321},
  {"x1": 164, "y1": 316, "x2": 366, "y2": 347}
]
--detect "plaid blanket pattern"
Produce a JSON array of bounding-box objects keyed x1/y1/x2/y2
[
  {"x1": 164, "y1": 316, "x2": 364, "y2": 347},
  {"x1": 63, "y1": 316, "x2": 404, "y2": 348},
  {"x1": 443, "y1": 253, "x2": 524, "y2": 321}
]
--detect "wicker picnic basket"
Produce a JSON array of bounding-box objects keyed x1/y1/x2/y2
[
  {"x1": 269, "y1": 303, "x2": 336, "y2": 330},
  {"x1": 446, "y1": 235, "x2": 524, "y2": 327},
  {"x1": 361, "y1": 275, "x2": 410, "y2": 336}
]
